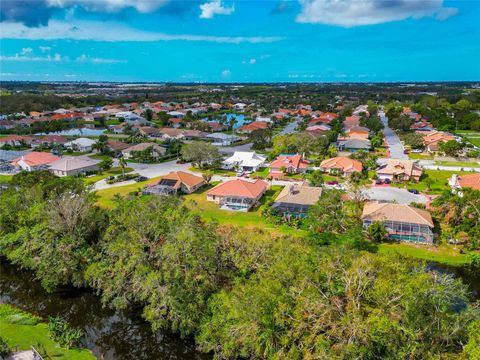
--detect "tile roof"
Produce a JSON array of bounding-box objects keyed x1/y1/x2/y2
[
  {"x1": 150, "y1": 171, "x2": 205, "y2": 188},
  {"x1": 320, "y1": 156, "x2": 363, "y2": 173},
  {"x1": 48, "y1": 156, "x2": 100, "y2": 171},
  {"x1": 207, "y1": 179, "x2": 268, "y2": 199},
  {"x1": 11, "y1": 152, "x2": 60, "y2": 167},
  {"x1": 457, "y1": 173, "x2": 480, "y2": 190},
  {"x1": 274, "y1": 184, "x2": 322, "y2": 206},
  {"x1": 377, "y1": 159, "x2": 422, "y2": 178},
  {"x1": 362, "y1": 202, "x2": 434, "y2": 227},
  {"x1": 269, "y1": 154, "x2": 309, "y2": 170}
]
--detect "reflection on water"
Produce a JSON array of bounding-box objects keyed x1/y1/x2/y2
[
  {"x1": 427, "y1": 262, "x2": 479, "y2": 300},
  {"x1": 0, "y1": 260, "x2": 209, "y2": 360}
]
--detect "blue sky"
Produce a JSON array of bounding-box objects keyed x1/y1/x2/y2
[{"x1": 1, "y1": 0, "x2": 479, "y2": 82}]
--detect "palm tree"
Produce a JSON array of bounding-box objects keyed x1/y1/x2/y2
[{"x1": 118, "y1": 157, "x2": 127, "y2": 177}]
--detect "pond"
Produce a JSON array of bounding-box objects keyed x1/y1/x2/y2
[
  {"x1": 0, "y1": 260, "x2": 209, "y2": 360},
  {"x1": 36, "y1": 128, "x2": 106, "y2": 136}
]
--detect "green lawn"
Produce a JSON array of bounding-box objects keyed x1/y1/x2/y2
[
  {"x1": 0, "y1": 174, "x2": 13, "y2": 183},
  {"x1": 378, "y1": 243, "x2": 471, "y2": 266},
  {"x1": 0, "y1": 304, "x2": 95, "y2": 360},
  {"x1": 188, "y1": 166, "x2": 236, "y2": 176},
  {"x1": 408, "y1": 153, "x2": 434, "y2": 160},
  {"x1": 250, "y1": 167, "x2": 269, "y2": 178},
  {"x1": 183, "y1": 185, "x2": 305, "y2": 237},
  {"x1": 455, "y1": 131, "x2": 480, "y2": 147},
  {"x1": 83, "y1": 167, "x2": 134, "y2": 185},
  {"x1": 391, "y1": 169, "x2": 472, "y2": 194},
  {"x1": 434, "y1": 160, "x2": 480, "y2": 167}
]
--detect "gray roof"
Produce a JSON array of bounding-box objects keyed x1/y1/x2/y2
[
  {"x1": 0, "y1": 150, "x2": 29, "y2": 162},
  {"x1": 206, "y1": 133, "x2": 239, "y2": 140},
  {"x1": 338, "y1": 138, "x2": 371, "y2": 149},
  {"x1": 48, "y1": 156, "x2": 100, "y2": 171}
]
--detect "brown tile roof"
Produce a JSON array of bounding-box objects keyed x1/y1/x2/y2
[
  {"x1": 237, "y1": 121, "x2": 269, "y2": 133},
  {"x1": 150, "y1": 171, "x2": 205, "y2": 189},
  {"x1": 207, "y1": 179, "x2": 268, "y2": 199},
  {"x1": 274, "y1": 184, "x2": 322, "y2": 206},
  {"x1": 377, "y1": 159, "x2": 422, "y2": 178},
  {"x1": 107, "y1": 140, "x2": 130, "y2": 151},
  {"x1": 320, "y1": 157, "x2": 363, "y2": 173},
  {"x1": 362, "y1": 202, "x2": 434, "y2": 227}
]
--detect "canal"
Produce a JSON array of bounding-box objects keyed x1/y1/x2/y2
[{"x1": 0, "y1": 259, "x2": 209, "y2": 360}]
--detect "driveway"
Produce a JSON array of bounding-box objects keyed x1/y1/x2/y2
[
  {"x1": 94, "y1": 160, "x2": 193, "y2": 190},
  {"x1": 365, "y1": 187, "x2": 427, "y2": 204},
  {"x1": 277, "y1": 120, "x2": 299, "y2": 136},
  {"x1": 379, "y1": 111, "x2": 408, "y2": 160}
]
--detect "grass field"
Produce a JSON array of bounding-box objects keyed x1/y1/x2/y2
[
  {"x1": 434, "y1": 160, "x2": 480, "y2": 167},
  {"x1": 0, "y1": 304, "x2": 94, "y2": 360},
  {"x1": 391, "y1": 169, "x2": 471, "y2": 194},
  {"x1": 408, "y1": 153, "x2": 434, "y2": 160},
  {"x1": 0, "y1": 174, "x2": 13, "y2": 183},
  {"x1": 378, "y1": 243, "x2": 472, "y2": 266},
  {"x1": 456, "y1": 131, "x2": 480, "y2": 147}
]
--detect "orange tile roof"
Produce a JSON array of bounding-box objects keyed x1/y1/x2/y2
[
  {"x1": 207, "y1": 179, "x2": 268, "y2": 199},
  {"x1": 238, "y1": 121, "x2": 269, "y2": 132},
  {"x1": 11, "y1": 152, "x2": 60, "y2": 167},
  {"x1": 269, "y1": 154, "x2": 309, "y2": 170},
  {"x1": 320, "y1": 156, "x2": 363, "y2": 173},
  {"x1": 0, "y1": 135, "x2": 33, "y2": 143},
  {"x1": 457, "y1": 173, "x2": 480, "y2": 190}
]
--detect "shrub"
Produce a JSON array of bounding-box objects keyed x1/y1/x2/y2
[{"x1": 47, "y1": 316, "x2": 83, "y2": 349}]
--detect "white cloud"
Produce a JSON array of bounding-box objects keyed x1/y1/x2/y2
[
  {"x1": 221, "y1": 69, "x2": 231, "y2": 79},
  {"x1": 296, "y1": 0, "x2": 458, "y2": 26},
  {"x1": 0, "y1": 53, "x2": 65, "y2": 62},
  {"x1": 200, "y1": 0, "x2": 234, "y2": 19},
  {"x1": 0, "y1": 20, "x2": 282, "y2": 44},
  {"x1": 47, "y1": 0, "x2": 170, "y2": 13},
  {"x1": 21, "y1": 47, "x2": 33, "y2": 55},
  {"x1": 76, "y1": 54, "x2": 127, "y2": 64},
  {"x1": 39, "y1": 46, "x2": 52, "y2": 52}
]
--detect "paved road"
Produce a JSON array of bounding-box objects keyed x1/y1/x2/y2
[
  {"x1": 218, "y1": 142, "x2": 253, "y2": 155},
  {"x1": 277, "y1": 120, "x2": 299, "y2": 136},
  {"x1": 365, "y1": 187, "x2": 427, "y2": 204},
  {"x1": 380, "y1": 111, "x2": 408, "y2": 160}
]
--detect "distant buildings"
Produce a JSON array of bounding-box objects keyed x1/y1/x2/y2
[{"x1": 205, "y1": 133, "x2": 240, "y2": 146}]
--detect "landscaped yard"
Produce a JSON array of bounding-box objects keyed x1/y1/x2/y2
[
  {"x1": 408, "y1": 153, "x2": 434, "y2": 160},
  {"x1": 83, "y1": 167, "x2": 134, "y2": 185},
  {"x1": 377, "y1": 243, "x2": 472, "y2": 266},
  {"x1": 391, "y1": 169, "x2": 472, "y2": 194},
  {"x1": 188, "y1": 166, "x2": 236, "y2": 177},
  {"x1": 456, "y1": 131, "x2": 480, "y2": 147},
  {"x1": 0, "y1": 304, "x2": 94, "y2": 360},
  {"x1": 434, "y1": 160, "x2": 480, "y2": 167}
]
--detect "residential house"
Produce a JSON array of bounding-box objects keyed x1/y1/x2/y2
[
  {"x1": 0, "y1": 150, "x2": 28, "y2": 173},
  {"x1": 237, "y1": 121, "x2": 269, "y2": 134},
  {"x1": 64, "y1": 138, "x2": 96, "y2": 152},
  {"x1": 0, "y1": 135, "x2": 33, "y2": 147},
  {"x1": 272, "y1": 184, "x2": 322, "y2": 218},
  {"x1": 143, "y1": 171, "x2": 206, "y2": 195},
  {"x1": 410, "y1": 121, "x2": 434, "y2": 132},
  {"x1": 223, "y1": 151, "x2": 266, "y2": 172},
  {"x1": 206, "y1": 178, "x2": 268, "y2": 211},
  {"x1": 255, "y1": 116, "x2": 272, "y2": 123},
  {"x1": 158, "y1": 128, "x2": 187, "y2": 140},
  {"x1": 0, "y1": 120, "x2": 15, "y2": 131},
  {"x1": 206, "y1": 133, "x2": 240, "y2": 146},
  {"x1": 361, "y1": 202, "x2": 434, "y2": 243},
  {"x1": 48, "y1": 157, "x2": 100, "y2": 177},
  {"x1": 40, "y1": 135, "x2": 68, "y2": 146},
  {"x1": 139, "y1": 126, "x2": 163, "y2": 138},
  {"x1": 319, "y1": 156, "x2": 363, "y2": 176},
  {"x1": 11, "y1": 152, "x2": 60, "y2": 171},
  {"x1": 269, "y1": 154, "x2": 309, "y2": 178},
  {"x1": 168, "y1": 118, "x2": 183, "y2": 128},
  {"x1": 422, "y1": 131, "x2": 456, "y2": 153},
  {"x1": 337, "y1": 138, "x2": 371, "y2": 152},
  {"x1": 449, "y1": 173, "x2": 480, "y2": 192},
  {"x1": 233, "y1": 103, "x2": 247, "y2": 111},
  {"x1": 377, "y1": 159, "x2": 423, "y2": 182},
  {"x1": 106, "y1": 140, "x2": 130, "y2": 153},
  {"x1": 122, "y1": 142, "x2": 166, "y2": 160},
  {"x1": 167, "y1": 111, "x2": 185, "y2": 118}
]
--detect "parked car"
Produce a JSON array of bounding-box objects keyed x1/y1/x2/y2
[
  {"x1": 135, "y1": 176, "x2": 149, "y2": 182},
  {"x1": 375, "y1": 179, "x2": 383, "y2": 185},
  {"x1": 326, "y1": 180, "x2": 339, "y2": 185},
  {"x1": 106, "y1": 176, "x2": 115, "y2": 181},
  {"x1": 384, "y1": 178, "x2": 391, "y2": 184},
  {"x1": 408, "y1": 188, "x2": 420, "y2": 194},
  {"x1": 411, "y1": 149, "x2": 423, "y2": 153}
]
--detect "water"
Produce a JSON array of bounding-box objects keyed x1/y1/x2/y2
[
  {"x1": 207, "y1": 114, "x2": 246, "y2": 129},
  {"x1": 0, "y1": 260, "x2": 209, "y2": 360},
  {"x1": 36, "y1": 128, "x2": 106, "y2": 136}
]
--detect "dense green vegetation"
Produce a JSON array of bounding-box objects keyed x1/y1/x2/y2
[
  {"x1": 0, "y1": 171, "x2": 479, "y2": 359},
  {"x1": 0, "y1": 304, "x2": 94, "y2": 359}
]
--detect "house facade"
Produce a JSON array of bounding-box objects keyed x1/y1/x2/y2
[
  {"x1": 144, "y1": 171, "x2": 206, "y2": 195},
  {"x1": 319, "y1": 157, "x2": 363, "y2": 176},
  {"x1": 377, "y1": 160, "x2": 423, "y2": 182},
  {"x1": 269, "y1": 154, "x2": 309, "y2": 177},
  {"x1": 222, "y1": 151, "x2": 266, "y2": 172}
]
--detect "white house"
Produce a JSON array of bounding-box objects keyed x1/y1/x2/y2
[
  {"x1": 206, "y1": 133, "x2": 240, "y2": 146},
  {"x1": 255, "y1": 116, "x2": 272, "y2": 123},
  {"x1": 233, "y1": 103, "x2": 247, "y2": 111},
  {"x1": 167, "y1": 111, "x2": 185, "y2": 118},
  {"x1": 223, "y1": 151, "x2": 266, "y2": 172},
  {"x1": 64, "y1": 138, "x2": 97, "y2": 152}
]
